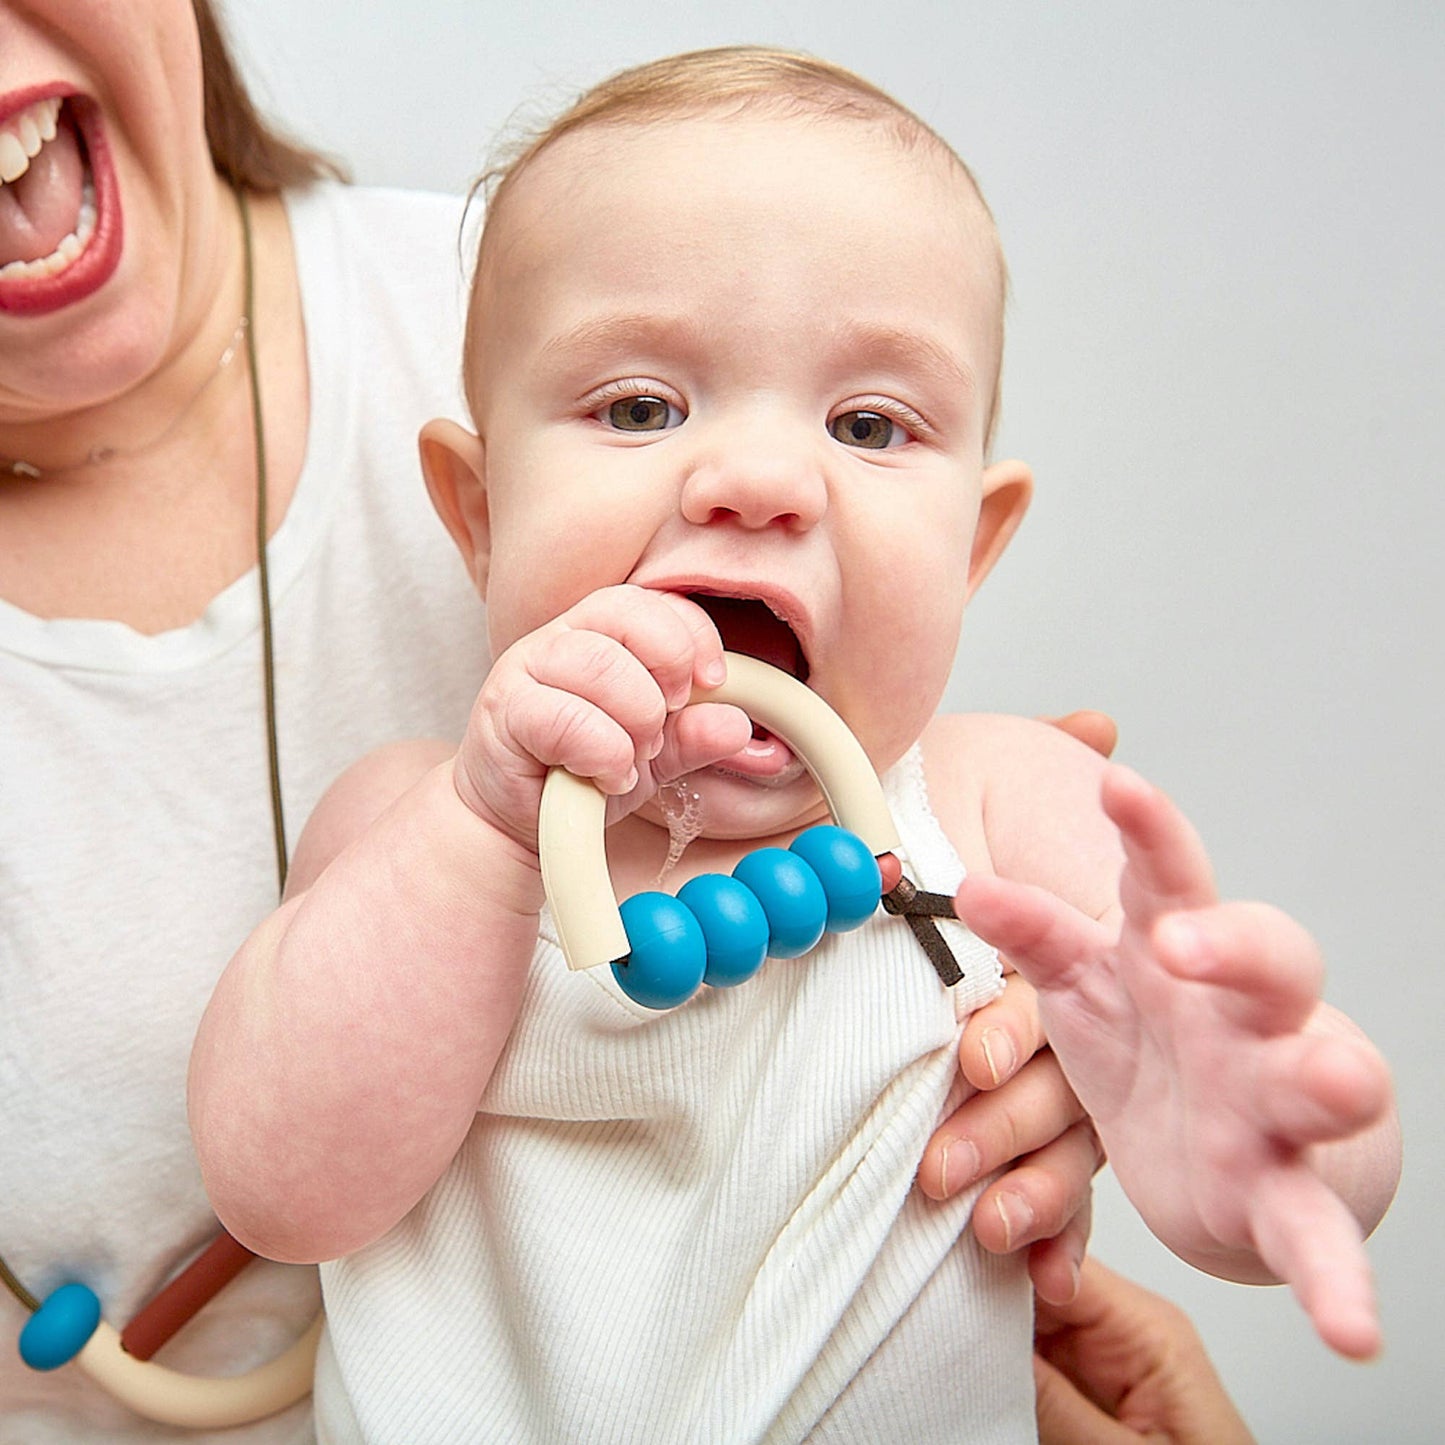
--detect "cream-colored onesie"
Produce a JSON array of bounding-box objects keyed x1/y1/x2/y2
[{"x1": 317, "y1": 745, "x2": 1035, "y2": 1444}]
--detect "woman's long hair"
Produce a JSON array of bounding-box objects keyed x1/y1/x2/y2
[{"x1": 193, "y1": 0, "x2": 348, "y2": 190}]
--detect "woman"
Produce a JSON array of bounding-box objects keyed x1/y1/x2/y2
[
  {"x1": 0, "y1": 2, "x2": 1118, "y2": 1438},
  {"x1": 0, "y1": 1, "x2": 488, "y2": 1436}
]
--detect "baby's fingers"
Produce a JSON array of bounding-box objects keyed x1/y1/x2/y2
[
  {"x1": 954, "y1": 875, "x2": 1111, "y2": 994},
  {"x1": 1153, "y1": 900, "x2": 1323, "y2": 1032},
  {"x1": 1248, "y1": 1031, "x2": 1393, "y2": 1145},
  {"x1": 523, "y1": 630, "x2": 672, "y2": 789},
  {"x1": 602, "y1": 703, "x2": 752, "y2": 827},
  {"x1": 1105, "y1": 765, "x2": 1218, "y2": 924},
  {"x1": 1247, "y1": 1167, "x2": 1380, "y2": 1359},
  {"x1": 648, "y1": 702, "x2": 754, "y2": 786},
  {"x1": 560, "y1": 586, "x2": 725, "y2": 712}
]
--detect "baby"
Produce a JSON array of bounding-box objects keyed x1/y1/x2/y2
[{"x1": 190, "y1": 47, "x2": 1399, "y2": 1444}]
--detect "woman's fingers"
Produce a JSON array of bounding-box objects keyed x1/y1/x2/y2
[
  {"x1": 1027, "y1": 1195, "x2": 1093, "y2": 1306},
  {"x1": 957, "y1": 972, "x2": 1046, "y2": 1090},
  {"x1": 1042, "y1": 709, "x2": 1119, "y2": 760},
  {"x1": 968, "y1": 1118, "x2": 1103, "y2": 1256},
  {"x1": 921, "y1": 1047, "x2": 1089, "y2": 1200}
]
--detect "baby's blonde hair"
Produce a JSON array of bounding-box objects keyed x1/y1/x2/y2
[{"x1": 464, "y1": 45, "x2": 1008, "y2": 445}]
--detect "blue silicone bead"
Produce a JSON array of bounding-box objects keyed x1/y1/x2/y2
[
  {"x1": 677, "y1": 873, "x2": 770, "y2": 988},
  {"x1": 19, "y1": 1283, "x2": 102, "y2": 1371},
  {"x1": 788, "y1": 825, "x2": 882, "y2": 932},
  {"x1": 732, "y1": 847, "x2": 827, "y2": 958},
  {"x1": 614, "y1": 891, "x2": 707, "y2": 1009}
]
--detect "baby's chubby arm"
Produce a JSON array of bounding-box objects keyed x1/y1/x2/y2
[
  {"x1": 924, "y1": 715, "x2": 1400, "y2": 1359},
  {"x1": 188, "y1": 587, "x2": 750, "y2": 1265}
]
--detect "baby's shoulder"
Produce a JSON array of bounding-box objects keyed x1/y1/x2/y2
[
  {"x1": 919, "y1": 713, "x2": 1120, "y2": 902},
  {"x1": 920, "y1": 710, "x2": 1100, "y2": 804}
]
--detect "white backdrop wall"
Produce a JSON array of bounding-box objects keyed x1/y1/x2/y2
[{"x1": 226, "y1": 3, "x2": 1443, "y2": 1439}]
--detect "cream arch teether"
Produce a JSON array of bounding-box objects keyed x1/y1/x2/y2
[{"x1": 539, "y1": 653, "x2": 906, "y2": 1006}]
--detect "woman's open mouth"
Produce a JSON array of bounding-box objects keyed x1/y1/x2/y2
[{"x1": 0, "y1": 92, "x2": 122, "y2": 315}]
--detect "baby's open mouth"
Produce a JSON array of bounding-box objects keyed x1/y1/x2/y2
[
  {"x1": 688, "y1": 593, "x2": 809, "y2": 686},
  {"x1": 688, "y1": 594, "x2": 811, "y2": 785},
  {"x1": 0, "y1": 96, "x2": 95, "y2": 282}
]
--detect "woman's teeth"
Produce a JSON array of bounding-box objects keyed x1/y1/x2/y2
[
  {"x1": 0, "y1": 97, "x2": 95, "y2": 282},
  {"x1": 0, "y1": 178, "x2": 93, "y2": 281},
  {"x1": 0, "y1": 97, "x2": 62, "y2": 183}
]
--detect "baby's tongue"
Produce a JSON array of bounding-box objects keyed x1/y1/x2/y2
[{"x1": 0, "y1": 112, "x2": 86, "y2": 267}]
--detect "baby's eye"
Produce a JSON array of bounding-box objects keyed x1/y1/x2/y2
[
  {"x1": 829, "y1": 409, "x2": 909, "y2": 450},
  {"x1": 600, "y1": 395, "x2": 685, "y2": 432}
]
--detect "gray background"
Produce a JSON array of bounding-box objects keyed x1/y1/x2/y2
[{"x1": 227, "y1": 2, "x2": 1442, "y2": 1439}]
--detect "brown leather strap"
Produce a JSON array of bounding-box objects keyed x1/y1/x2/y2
[{"x1": 882, "y1": 876, "x2": 964, "y2": 986}]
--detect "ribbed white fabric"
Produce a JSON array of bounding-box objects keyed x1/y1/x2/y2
[
  {"x1": 0, "y1": 183, "x2": 488, "y2": 1444},
  {"x1": 317, "y1": 747, "x2": 1037, "y2": 1444}
]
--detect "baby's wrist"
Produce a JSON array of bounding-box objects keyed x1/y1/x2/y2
[{"x1": 420, "y1": 758, "x2": 549, "y2": 921}]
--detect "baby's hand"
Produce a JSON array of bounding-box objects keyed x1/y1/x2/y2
[
  {"x1": 455, "y1": 586, "x2": 752, "y2": 850},
  {"x1": 953, "y1": 764, "x2": 1393, "y2": 1359}
]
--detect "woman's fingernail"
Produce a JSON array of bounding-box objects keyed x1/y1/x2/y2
[
  {"x1": 995, "y1": 1193, "x2": 1034, "y2": 1251},
  {"x1": 938, "y1": 1139, "x2": 982, "y2": 1197},
  {"x1": 981, "y1": 1028, "x2": 1017, "y2": 1086}
]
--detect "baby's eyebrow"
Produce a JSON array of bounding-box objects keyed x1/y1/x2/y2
[
  {"x1": 539, "y1": 313, "x2": 708, "y2": 366},
  {"x1": 831, "y1": 322, "x2": 977, "y2": 401}
]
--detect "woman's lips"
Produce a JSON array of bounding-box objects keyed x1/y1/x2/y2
[{"x1": 0, "y1": 94, "x2": 123, "y2": 316}]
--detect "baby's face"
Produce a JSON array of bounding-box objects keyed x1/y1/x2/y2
[{"x1": 470, "y1": 109, "x2": 1015, "y2": 838}]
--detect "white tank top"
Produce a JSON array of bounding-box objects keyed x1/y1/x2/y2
[{"x1": 0, "y1": 182, "x2": 489, "y2": 1444}]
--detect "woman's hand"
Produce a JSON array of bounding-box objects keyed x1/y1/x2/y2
[
  {"x1": 917, "y1": 973, "x2": 1102, "y2": 1302},
  {"x1": 915, "y1": 707, "x2": 1117, "y2": 1302},
  {"x1": 1034, "y1": 1257, "x2": 1255, "y2": 1444}
]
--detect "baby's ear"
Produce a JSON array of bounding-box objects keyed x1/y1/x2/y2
[
  {"x1": 967, "y1": 458, "x2": 1033, "y2": 600},
  {"x1": 419, "y1": 419, "x2": 491, "y2": 594}
]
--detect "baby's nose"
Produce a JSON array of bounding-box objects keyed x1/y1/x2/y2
[{"x1": 679, "y1": 435, "x2": 827, "y2": 532}]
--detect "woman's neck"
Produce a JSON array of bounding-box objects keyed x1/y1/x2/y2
[
  {"x1": 0, "y1": 187, "x2": 309, "y2": 632},
  {"x1": 0, "y1": 179, "x2": 249, "y2": 480}
]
